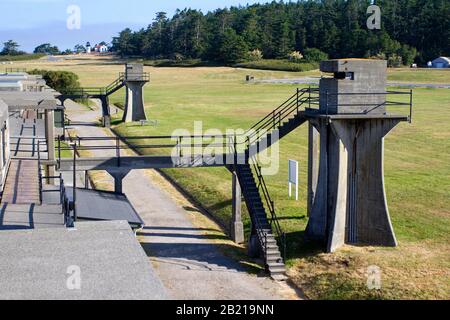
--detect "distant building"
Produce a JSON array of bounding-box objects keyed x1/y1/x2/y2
[
  {"x1": 86, "y1": 42, "x2": 92, "y2": 54},
  {"x1": 94, "y1": 44, "x2": 108, "y2": 53},
  {"x1": 431, "y1": 57, "x2": 450, "y2": 68}
]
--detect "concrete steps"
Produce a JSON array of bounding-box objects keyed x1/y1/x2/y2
[{"x1": 236, "y1": 163, "x2": 287, "y2": 280}]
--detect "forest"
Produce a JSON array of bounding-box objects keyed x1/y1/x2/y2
[{"x1": 110, "y1": 0, "x2": 450, "y2": 66}]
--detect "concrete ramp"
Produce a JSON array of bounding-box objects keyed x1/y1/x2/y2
[
  {"x1": 66, "y1": 187, "x2": 144, "y2": 229},
  {"x1": 1, "y1": 159, "x2": 39, "y2": 204}
]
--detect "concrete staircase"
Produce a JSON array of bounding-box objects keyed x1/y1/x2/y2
[{"x1": 232, "y1": 94, "x2": 311, "y2": 280}]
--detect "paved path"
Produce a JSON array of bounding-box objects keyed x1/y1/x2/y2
[{"x1": 64, "y1": 100, "x2": 299, "y2": 300}]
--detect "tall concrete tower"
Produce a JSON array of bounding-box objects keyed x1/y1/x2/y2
[
  {"x1": 305, "y1": 59, "x2": 410, "y2": 252},
  {"x1": 122, "y1": 63, "x2": 149, "y2": 122}
]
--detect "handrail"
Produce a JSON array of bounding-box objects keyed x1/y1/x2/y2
[
  {"x1": 37, "y1": 140, "x2": 75, "y2": 227},
  {"x1": 58, "y1": 72, "x2": 149, "y2": 98},
  {"x1": 55, "y1": 88, "x2": 412, "y2": 163},
  {"x1": 250, "y1": 157, "x2": 286, "y2": 263}
]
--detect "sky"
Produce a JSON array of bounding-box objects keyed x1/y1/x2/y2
[{"x1": 0, "y1": 0, "x2": 266, "y2": 52}]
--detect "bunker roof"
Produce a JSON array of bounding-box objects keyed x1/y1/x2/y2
[{"x1": 0, "y1": 220, "x2": 168, "y2": 300}]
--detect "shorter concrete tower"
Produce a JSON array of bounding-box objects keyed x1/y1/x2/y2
[
  {"x1": 305, "y1": 59, "x2": 410, "y2": 252},
  {"x1": 122, "y1": 63, "x2": 149, "y2": 122}
]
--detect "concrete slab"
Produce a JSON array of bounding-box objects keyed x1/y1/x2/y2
[
  {"x1": 0, "y1": 220, "x2": 168, "y2": 300},
  {"x1": 66, "y1": 187, "x2": 144, "y2": 229},
  {"x1": 0, "y1": 203, "x2": 64, "y2": 230}
]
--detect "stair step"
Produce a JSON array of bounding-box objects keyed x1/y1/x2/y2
[
  {"x1": 270, "y1": 273, "x2": 288, "y2": 281},
  {"x1": 267, "y1": 262, "x2": 286, "y2": 270}
]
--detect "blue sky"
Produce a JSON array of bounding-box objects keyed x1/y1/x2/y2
[{"x1": 0, "y1": 0, "x2": 265, "y2": 52}]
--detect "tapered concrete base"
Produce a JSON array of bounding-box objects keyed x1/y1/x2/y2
[
  {"x1": 108, "y1": 170, "x2": 130, "y2": 194},
  {"x1": 306, "y1": 117, "x2": 401, "y2": 252},
  {"x1": 123, "y1": 81, "x2": 147, "y2": 122}
]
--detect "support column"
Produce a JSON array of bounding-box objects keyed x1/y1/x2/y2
[
  {"x1": 100, "y1": 96, "x2": 111, "y2": 128},
  {"x1": 305, "y1": 119, "x2": 328, "y2": 242},
  {"x1": 231, "y1": 170, "x2": 244, "y2": 244},
  {"x1": 109, "y1": 170, "x2": 129, "y2": 194},
  {"x1": 44, "y1": 109, "x2": 55, "y2": 185},
  {"x1": 307, "y1": 122, "x2": 319, "y2": 217},
  {"x1": 122, "y1": 81, "x2": 147, "y2": 122}
]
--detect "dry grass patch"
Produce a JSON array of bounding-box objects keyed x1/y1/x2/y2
[{"x1": 289, "y1": 242, "x2": 450, "y2": 300}]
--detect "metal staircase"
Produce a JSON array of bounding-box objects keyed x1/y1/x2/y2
[
  {"x1": 233, "y1": 88, "x2": 318, "y2": 279},
  {"x1": 236, "y1": 162, "x2": 287, "y2": 279}
]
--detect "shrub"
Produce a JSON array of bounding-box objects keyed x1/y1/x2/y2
[
  {"x1": 234, "y1": 59, "x2": 318, "y2": 72},
  {"x1": 387, "y1": 54, "x2": 403, "y2": 67},
  {"x1": 28, "y1": 69, "x2": 80, "y2": 92},
  {"x1": 287, "y1": 51, "x2": 304, "y2": 62},
  {"x1": 248, "y1": 49, "x2": 263, "y2": 61},
  {"x1": 303, "y1": 48, "x2": 328, "y2": 62}
]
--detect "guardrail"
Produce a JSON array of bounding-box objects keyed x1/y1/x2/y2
[
  {"x1": 251, "y1": 157, "x2": 286, "y2": 264},
  {"x1": 4, "y1": 68, "x2": 27, "y2": 74},
  {"x1": 37, "y1": 140, "x2": 76, "y2": 227},
  {"x1": 308, "y1": 89, "x2": 413, "y2": 123},
  {"x1": 58, "y1": 72, "x2": 150, "y2": 97}
]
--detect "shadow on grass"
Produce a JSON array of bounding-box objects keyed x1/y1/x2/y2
[
  {"x1": 283, "y1": 230, "x2": 325, "y2": 261},
  {"x1": 206, "y1": 199, "x2": 232, "y2": 211}
]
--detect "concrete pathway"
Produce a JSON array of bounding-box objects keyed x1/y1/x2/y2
[
  {"x1": 63, "y1": 100, "x2": 299, "y2": 300},
  {"x1": 2, "y1": 160, "x2": 40, "y2": 204}
]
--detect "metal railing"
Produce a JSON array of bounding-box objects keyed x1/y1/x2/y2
[
  {"x1": 308, "y1": 89, "x2": 413, "y2": 123},
  {"x1": 245, "y1": 88, "x2": 319, "y2": 147},
  {"x1": 251, "y1": 158, "x2": 286, "y2": 264},
  {"x1": 37, "y1": 140, "x2": 75, "y2": 227},
  {"x1": 228, "y1": 138, "x2": 286, "y2": 266},
  {"x1": 119, "y1": 72, "x2": 150, "y2": 82},
  {"x1": 56, "y1": 87, "x2": 413, "y2": 167},
  {"x1": 4, "y1": 68, "x2": 27, "y2": 74},
  {"x1": 55, "y1": 91, "x2": 314, "y2": 164},
  {"x1": 59, "y1": 72, "x2": 150, "y2": 97}
]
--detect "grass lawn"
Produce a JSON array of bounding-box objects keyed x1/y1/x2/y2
[{"x1": 17, "y1": 56, "x2": 450, "y2": 299}]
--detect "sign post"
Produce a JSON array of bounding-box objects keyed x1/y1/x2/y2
[{"x1": 288, "y1": 160, "x2": 299, "y2": 201}]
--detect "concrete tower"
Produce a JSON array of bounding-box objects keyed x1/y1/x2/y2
[
  {"x1": 122, "y1": 63, "x2": 149, "y2": 122},
  {"x1": 305, "y1": 59, "x2": 409, "y2": 252}
]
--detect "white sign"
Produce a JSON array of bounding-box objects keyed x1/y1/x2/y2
[{"x1": 288, "y1": 160, "x2": 299, "y2": 201}]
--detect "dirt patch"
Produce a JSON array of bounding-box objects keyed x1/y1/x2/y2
[{"x1": 289, "y1": 243, "x2": 450, "y2": 300}]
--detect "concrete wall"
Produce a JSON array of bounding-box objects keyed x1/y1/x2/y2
[
  {"x1": 319, "y1": 59, "x2": 387, "y2": 115},
  {"x1": 0, "y1": 99, "x2": 10, "y2": 191}
]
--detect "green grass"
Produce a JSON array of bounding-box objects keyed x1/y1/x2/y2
[
  {"x1": 0, "y1": 53, "x2": 45, "y2": 62},
  {"x1": 234, "y1": 59, "x2": 319, "y2": 72},
  {"x1": 57, "y1": 141, "x2": 72, "y2": 159},
  {"x1": 387, "y1": 68, "x2": 450, "y2": 83},
  {"x1": 143, "y1": 59, "x2": 220, "y2": 68}
]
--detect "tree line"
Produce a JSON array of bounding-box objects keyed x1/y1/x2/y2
[{"x1": 111, "y1": 0, "x2": 450, "y2": 66}]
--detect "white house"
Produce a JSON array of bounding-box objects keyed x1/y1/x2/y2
[
  {"x1": 94, "y1": 44, "x2": 108, "y2": 53},
  {"x1": 431, "y1": 57, "x2": 450, "y2": 68}
]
